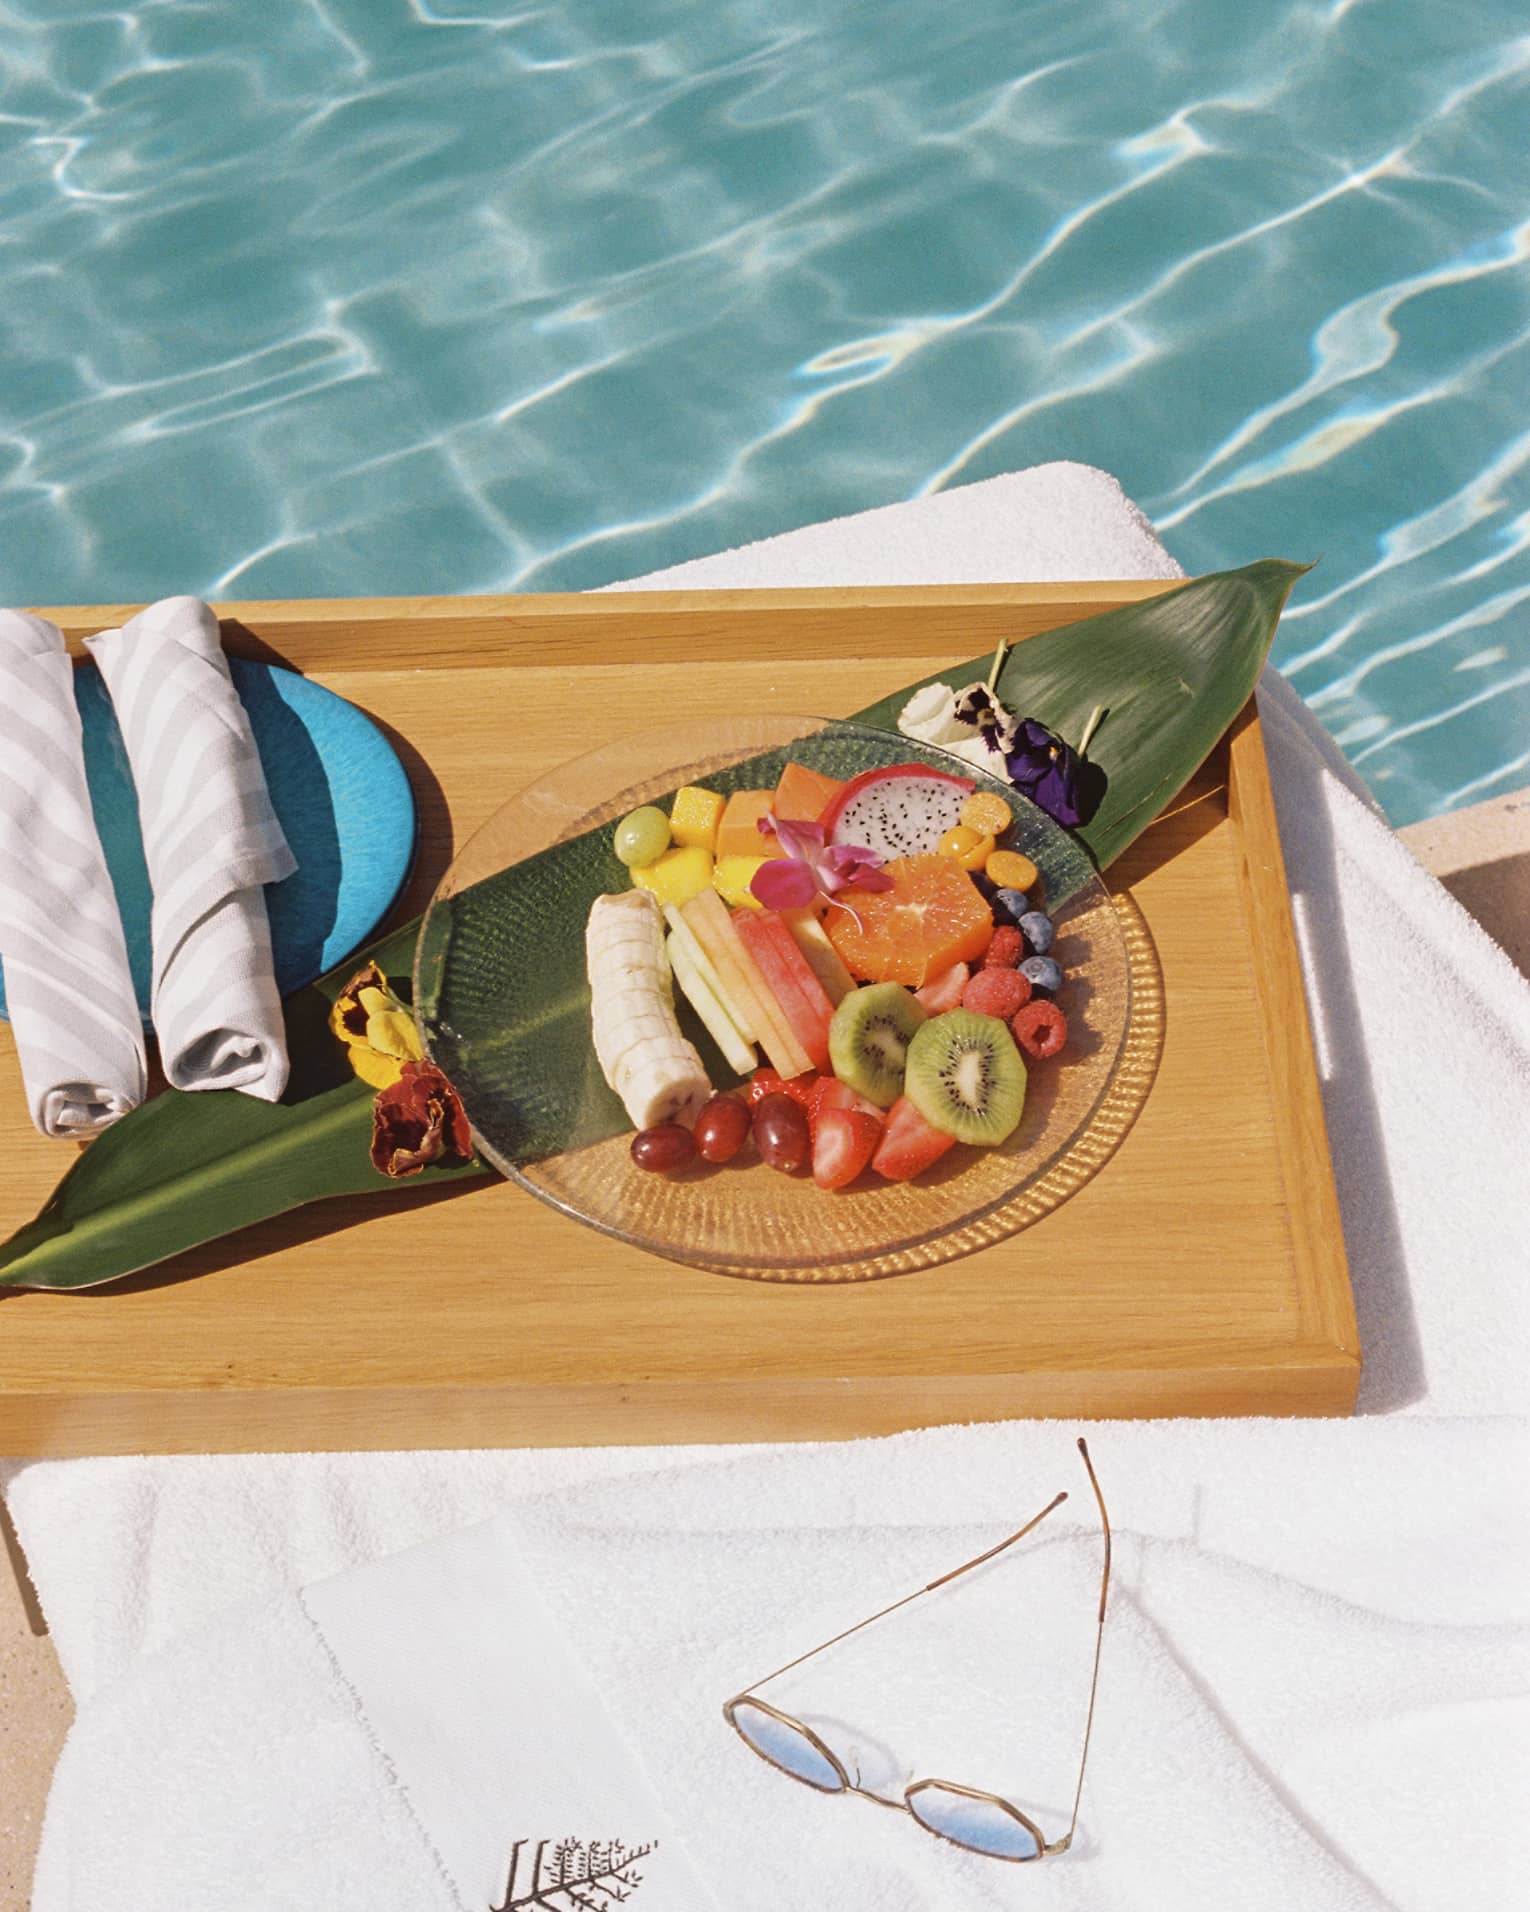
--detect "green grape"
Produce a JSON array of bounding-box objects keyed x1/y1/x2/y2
[{"x1": 614, "y1": 805, "x2": 671, "y2": 868}]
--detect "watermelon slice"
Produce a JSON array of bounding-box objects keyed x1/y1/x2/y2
[{"x1": 733, "y1": 909, "x2": 835, "y2": 1072}]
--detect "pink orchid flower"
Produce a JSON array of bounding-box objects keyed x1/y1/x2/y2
[{"x1": 749, "y1": 815, "x2": 895, "y2": 910}]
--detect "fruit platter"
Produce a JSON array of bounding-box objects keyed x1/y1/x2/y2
[{"x1": 415, "y1": 714, "x2": 1142, "y2": 1281}]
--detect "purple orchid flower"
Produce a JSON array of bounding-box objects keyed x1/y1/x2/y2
[
  {"x1": 749, "y1": 815, "x2": 895, "y2": 910},
  {"x1": 1004, "y1": 719, "x2": 1104, "y2": 829}
]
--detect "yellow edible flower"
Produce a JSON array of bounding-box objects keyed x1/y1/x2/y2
[{"x1": 329, "y1": 961, "x2": 424, "y2": 1089}]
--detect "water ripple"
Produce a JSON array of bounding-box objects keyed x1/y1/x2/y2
[{"x1": 0, "y1": 0, "x2": 1527, "y2": 822}]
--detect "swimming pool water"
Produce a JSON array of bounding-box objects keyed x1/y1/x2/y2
[{"x1": 1, "y1": 0, "x2": 1526, "y2": 825}]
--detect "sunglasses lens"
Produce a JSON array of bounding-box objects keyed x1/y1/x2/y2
[
  {"x1": 729, "y1": 1698, "x2": 845, "y2": 1792},
  {"x1": 907, "y1": 1784, "x2": 1042, "y2": 1860}
]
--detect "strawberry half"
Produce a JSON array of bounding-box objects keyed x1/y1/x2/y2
[
  {"x1": 745, "y1": 1067, "x2": 821, "y2": 1110},
  {"x1": 914, "y1": 961, "x2": 969, "y2": 1013},
  {"x1": 810, "y1": 1075, "x2": 885, "y2": 1130},
  {"x1": 812, "y1": 1106, "x2": 884, "y2": 1189},
  {"x1": 871, "y1": 1095, "x2": 957, "y2": 1181}
]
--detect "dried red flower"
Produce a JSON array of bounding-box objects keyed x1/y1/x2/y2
[{"x1": 369, "y1": 1059, "x2": 474, "y2": 1178}]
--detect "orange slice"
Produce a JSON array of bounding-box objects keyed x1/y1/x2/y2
[{"x1": 825, "y1": 854, "x2": 995, "y2": 988}]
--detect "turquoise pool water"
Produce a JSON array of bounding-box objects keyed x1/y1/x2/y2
[{"x1": 1, "y1": 0, "x2": 1525, "y2": 825}]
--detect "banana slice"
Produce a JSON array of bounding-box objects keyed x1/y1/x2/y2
[{"x1": 586, "y1": 890, "x2": 710, "y2": 1131}]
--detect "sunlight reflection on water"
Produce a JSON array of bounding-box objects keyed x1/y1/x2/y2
[{"x1": 1, "y1": 0, "x2": 1526, "y2": 822}]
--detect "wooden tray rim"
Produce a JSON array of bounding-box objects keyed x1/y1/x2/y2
[{"x1": 1, "y1": 581, "x2": 1358, "y2": 1444}]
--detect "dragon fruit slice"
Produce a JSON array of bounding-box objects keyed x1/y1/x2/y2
[{"x1": 822, "y1": 762, "x2": 975, "y2": 863}]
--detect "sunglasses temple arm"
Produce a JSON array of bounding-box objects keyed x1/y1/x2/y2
[
  {"x1": 737, "y1": 1490, "x2": 1070, "y2": 1696},
  {"x1": 1065, "y1": 1438, "x2": 1112, "y2": 1848}
]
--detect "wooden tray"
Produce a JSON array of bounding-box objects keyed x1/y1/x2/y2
[{"x1": 0, "y1": 585, "x2": 1358, "y2": 1452}]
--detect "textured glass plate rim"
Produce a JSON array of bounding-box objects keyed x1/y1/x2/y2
[{"x1": 416, "y1": 716, "x2": 1165, "y2": 1283}]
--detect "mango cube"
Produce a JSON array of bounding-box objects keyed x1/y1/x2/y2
[
  {"x1": 713, "y1": 854, "x2": 767, "y2": 910},
  {"x1": 669, "y1": 784, "x2": 724, "y2": 852},
  {"x1": 632, "y1": 845, "x2": 714, "y2": 907}
]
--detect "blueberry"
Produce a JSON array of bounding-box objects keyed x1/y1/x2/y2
[
  {"x1": 1020, "y1": 955, "x2": 1063, "y2": 998},
  {"x1": 994, "y1": 887, "x2": 1031, "y2": 924},
  {"x1": 1019, "y1": 910, "x2": 1054, "y2": 955}
]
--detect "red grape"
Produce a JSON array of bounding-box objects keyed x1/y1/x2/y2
[
  {"x1": 752, "y1": 1093, "x2": 810, "y2": 1174},
  {"x1": 694, "y1": 1093, "x2": 751, "y2": 1163},
  {"x1": 630, "y1": 1123, "x2": 696, "y2": 1174}
]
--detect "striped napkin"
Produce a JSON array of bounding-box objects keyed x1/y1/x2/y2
[
  {"x1": 85, "y1": 597, "x2": 297, "y2": 1101},
  {"x1": 0, "y1": 609, "x2": 147, "y2": 1136}
]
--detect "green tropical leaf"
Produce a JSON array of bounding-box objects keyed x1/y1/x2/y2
[
  {"x1": 0, "y1": 559, "x2": 1304, "y2": 1291},
  {"x1": 853, "y1": 557, "x2": 1310, "y2": 870},
  {"x1": 0, "y1": 918, "x2": 488, "y2": 1292}
]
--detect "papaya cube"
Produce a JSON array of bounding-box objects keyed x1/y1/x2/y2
[
  {"x1": 774, "y1": 760, "x2": 845, "y2": 824},
  {"x1": 669, "y1": 784, "x2": 724, "y2": 852},
  {"x1": 632, "y1": 845, "x2": 714, "y2": 907},
  {"x1": 716, "y1": 789, "x2": 784, "y2": 859}
]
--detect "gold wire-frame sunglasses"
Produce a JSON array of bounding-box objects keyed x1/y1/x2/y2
[{"x1": 722, "y1": 1438, "x2": 1110, "y2": 1863}]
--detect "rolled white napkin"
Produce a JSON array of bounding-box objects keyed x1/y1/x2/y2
[
  {"x1": 0, "y1": 610, "x2": 148, "y2": 1136},
  {"x1": 85, "y1": 597, "x2": 296, "y2": 1100}
]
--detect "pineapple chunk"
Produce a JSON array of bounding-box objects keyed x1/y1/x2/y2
[
  {"x1": 713, "y1": 854, "x2": 767, "y2": 910},
  {"x1": 632, "y1": 845, "x2": 714, "y2": 907},
  {"x1": 669, "y1": 784, "x2": 725, "y2": 852}
]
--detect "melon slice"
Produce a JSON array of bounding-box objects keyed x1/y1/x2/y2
[
  {"x1": 681, "y1": 890, "x2": 813, "y2": 1078},
  {"x1": 667, "y1": 933, "x2": 757, "y2": 1077},
  {"x1": 663, "y1": 904, "x2": 755, "y2": 1041},
  {"x1": 780, "y1": 908, "x2": 857, "y2": 1005}
]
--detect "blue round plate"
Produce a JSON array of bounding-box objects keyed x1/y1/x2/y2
[{"x1": 0, "y1": 657, "x2": 416, "y2": 1026}]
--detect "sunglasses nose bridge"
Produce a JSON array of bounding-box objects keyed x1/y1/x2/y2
[{"x1": 844, "y1": 1781, "x2": 910, "y2": 1815}]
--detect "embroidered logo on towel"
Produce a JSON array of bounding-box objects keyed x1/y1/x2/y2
[{"x1": 491, "y1": 1837, "x2": 658, "y2": 1909}]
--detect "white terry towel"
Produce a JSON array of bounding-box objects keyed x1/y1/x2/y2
[
  {"x1": 0, "y1": 609, "x2": 146, "y2": 1136},
  {"x1": 24, "y1": 1419, "x2": 1530, "y2": 1912},
  {"x1": 84, "y1": 596, "x2": 296, "y2": 1100}
]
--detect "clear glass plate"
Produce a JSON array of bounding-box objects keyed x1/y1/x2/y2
[{"x1": 415, "y1": 715, "x2": 1150, "y2": 1282}]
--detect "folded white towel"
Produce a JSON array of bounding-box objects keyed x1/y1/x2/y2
[
  {"x1": 84, "y1": 596, "x2": 296, "y2": 1099},
  {"x1": 303, "y1": 1513, "x2": 720, "y2": 1910},
  {"x1": 0, "y1": 609, "x2": 146, "y2": 1136}
]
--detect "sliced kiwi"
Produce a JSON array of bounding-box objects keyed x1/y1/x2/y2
[
  {"x1": 904, "y1": 1009, "x2": 1027, "y2": 1146},
  {"x1": 828, "y1": 983, "x2": 927, "y2": 1109}
]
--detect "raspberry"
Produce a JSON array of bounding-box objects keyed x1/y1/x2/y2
[
  {"x1": 961, "y1": 966, "x2": 1030, "y2": 1019},
  {"x1": 983, "y1": 925, "x2": 1024, "y2": 969},
  {"x1": 1011, "y1": 1000, "x2": 1067, "y2": 1060}
]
